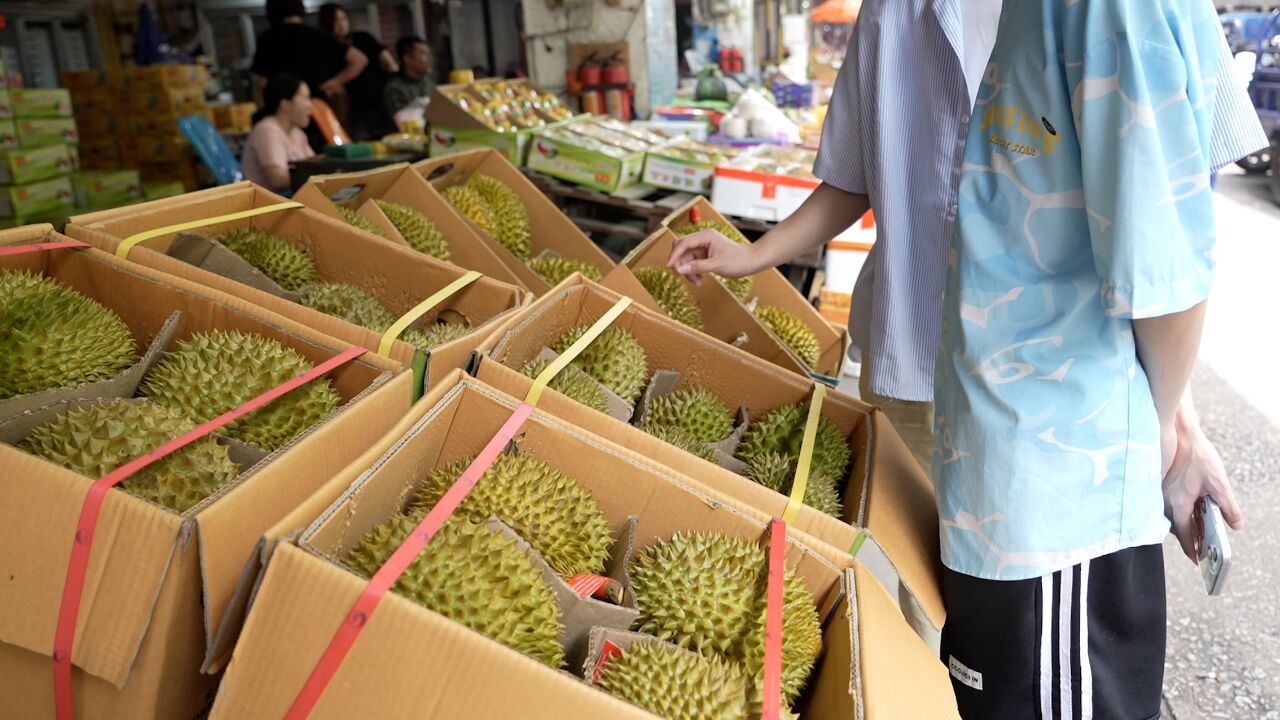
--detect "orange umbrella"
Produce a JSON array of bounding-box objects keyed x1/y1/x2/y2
[{"x1": 810, "y1": 0, "x2": 859, "y2": 24}]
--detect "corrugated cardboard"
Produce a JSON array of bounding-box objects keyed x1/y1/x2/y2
[
  {"x1": 0, "y1": 225, "x2": 413, "y2": 718},
  {"x1": 291, "y1": 163, "x2": 526, "y2": 289},
  {"x1": 664, "y1": 196, "x2": 850, "y2": 378},
  {"x1": 413, "y1": 148, "x2": 615, "y2": 294},
  {"x1": 210, "y1": 372, "x2": 957, "y2": 718},
  {"x1": 471, "y1": 276, "x2": 944, "y2": 632},
  {"x1": 603, "y1": 226, "x2": 812, "y2": 377},
  {"x1": 65, "y1": 181, "x2": 530, "y2": 392}
]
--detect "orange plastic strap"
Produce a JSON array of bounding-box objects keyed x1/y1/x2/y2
[{"x1": 0, "y1": 239, "x2": 89, "y2": 256}]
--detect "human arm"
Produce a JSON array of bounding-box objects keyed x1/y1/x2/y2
[
  {"x1": 380, "y1": 49, "x2": 399, "y2": 73},
  {"x1": 667, "y1": 183, "x2": 869, "y2": 284},
  {"x1": 320, "y1": 46, "x2": 369, "y2": 96}
]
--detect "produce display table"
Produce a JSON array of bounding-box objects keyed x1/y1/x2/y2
[{"x1": 288, "y1": 153, "x2": 428, "y2": 189}]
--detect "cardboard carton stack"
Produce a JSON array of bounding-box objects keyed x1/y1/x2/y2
[
  {"x1": 61, "y1": 68, "x2": 124, "y2": 171},
  {"x1": 0, "y1": 85, "x2": 78, "y2": 226},
  {"x1": 121, "y1": 64, "x2": 211, "y2": 191}
]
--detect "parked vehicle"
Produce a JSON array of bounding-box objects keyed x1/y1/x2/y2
[
  {"x1": 1229, "y1": 12, "x2": 1279, "y2": 172},
  {"x1": 1246, "y1": 11, "x2": 1280, "y2": 201}
]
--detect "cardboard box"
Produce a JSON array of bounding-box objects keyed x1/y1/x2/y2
[
  {"x1": 602, "y1": 226, "x2": 812, "y2": 377},
  {"x1": 0, "y1": 143, "x2": 76, "y2": 185},
  {"x1": 72, "y1": 170, "x2": 143, "y2": 209},
  {"x1": 471, "y1": 275, "x2": 944, "y2": 634},
  {"x1": 10, "y1": 87, "x2": 74, "y2": 118},
  {"x1": 124, "y1": 63, "x2": 209, "y2": 92},
  {"x1": 130, "y1": 134, "x2": 194, "y2": 163},
  {"x1": 17, "y1": 117, "x2": 79, "y2": 148},
  {"x1": 0, "y1": 224, "x2": 411, "y2": 718},
  {"x1": 75, "y1": 113, "x2": 126, "y2": 140},
  {"x1": 129, "y1": 86, "x2": 206, "y2": 118},
  {"x1": 67, "y1": 181, "x2": 530, "y2": 393},
  {"x1": 0, "y1": 176, "x2": 74, "y2": 218},
  {"x1": 0, "y1": 89, "x2": 10, "y2": 119},
  {"x1": 426, "y1": 79, "x2": 573, "y2": 165},
  {"x1": 293, "y1": 163, "x2": 527, "y2": 290},
  {"x1": 210, "y1": 102, "x2": 256, "y2": 133},
  {"x1": 139, "y1": 160, "x2": 200, "y2": 191},
  {"x1": 143, "y1": 180, "x2": 185, "y2": 200},
  {"x1": 61, "y1": 68, "x2": 123, "y2": 91},
  {"x1": 0, "y1": 119, "x2": 17, "y2": 150},
  {"x1": 412, "y1": 149, "x2": 615, "y2": 294},
  {"x1": 209, "y1": 371, "x2": 958, "y2": 718},
  {"x1": 664, "y1": 197, "x2": 850, "y2": 379},
  {"x1": 642, "y1": 138, "x2": 738, "y2": 195},
  {"x1": 711, "y1": 145, "x2": 821, "y2": 222},
  {"x1": 527, "y1": 126, "x2": 647, "y2": 193}
]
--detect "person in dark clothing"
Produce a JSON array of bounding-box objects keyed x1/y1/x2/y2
[
  {"x1": 318, "y1": 3, "x2": 397, "y2": 139},
  {"x1": 251, "y1": 0, "x2": 367, "y2": 105},
  {"x1": 383, "y1": 35, "x2": 436, "y2": 121}
]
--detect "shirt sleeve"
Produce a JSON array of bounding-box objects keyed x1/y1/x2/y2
[
  {"x1": 1208, "y1": 24, "x2": 1269, "y2": 170},
  {"x1": 812, "y1": 24, "x2": 868, "y2": 195},
  {"x1": 1074, "y1": 26, "x2": 1219, "y2": 320}
]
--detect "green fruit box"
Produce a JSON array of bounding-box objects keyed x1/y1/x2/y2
[
  {"x1": 0, "y1": 90, "x2": 10, "y2": 119},
  {"x1": 0, "y1": 143, "x2": 76, "y2": 185},
  {"x1": 427, "y1": 125, "x2": 529, "y2": 166},
  {"x1": 16, "y1": 117, "x2": 78, "y2": 148},
  {"x1": 0, "y1": 120, "x2": 16, "y2": 150},
  {"x1": 526, "y1": 126, "x2": 646, "y2": 194},
  {"x1": 72, "y1": 170, "x2": 144, "y2": 209},
  {"x1": 0, "y1": 176, "x2": 74, "y2": 218},
  {"x1": 642, "y1": 138, "x2": 738, "y2": 195},
  {"x1": 9, "y1": 87, "x2": 73, "y2": 118}
]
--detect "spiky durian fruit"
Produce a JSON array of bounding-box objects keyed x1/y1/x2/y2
[
  {"x1": 372, "y1": 199, "x2": 450, "y2": 261},
  {"x1": 466, "y1": 175, "x2": 532, "y2": 260},
  {"x1": 755, "y1": 306, "x2": 820, "y2": 368},
  {"x1": 642, "y1": 388, "x2": 733, "y2": 443},
  {"x1": 630, "y1": 532, "x2": 823, "y2": 705},
  {"x1": 595, "y1": 640, "x2": 751, "y2": 720},
  {"x1": 217, "y1": 227, "x2": 317, "y2": 291},
  {"x1": 745, "y1": 452, "x2": 842, "y2": 518},
  {"x1": 551, "y1": 325, "x2": 648, "y2": 406},
  {"x1": 22, "y1": 399, "x2": 239, "y2": 513},
  {"x1": 407, "y1": 321, "x2": 473, "y2": 350},
  {"x1": 301, "y1": 282, "x2": 397, "y2": 331},
  {"x1": 442, "y1": 185, "x2": 497, "y2": 237},
  {"x1": 410, "y1": 453, "x2": 612, "y2": 577},
  {"x1": 634, "y1": 267, "x2": 704, "y2": 331},
  {"x1": 673, "y1": 221, "x2": 752, "y2": 301},
  {"x1": 0, "y1": 270, "x2": 136, "y2": 399},
  {"x1": 645, "y1": 424, "x2": 717, "y2": 463},
  {"x1": 333, "y1": 203, "x2": 390, "y2": 239},
  {"x1": 346, "y1": 513, "x2": 565, "y2": 667},
  {"x1": 140, "y1": 330, "x2": 341, "y2": 451},
  {"x1": 736, "y1": 403, "x2": 851, "y2": 480},
  {"x1": 526, "y1": 255, "x2": 603, "y2": 286},
  {"x1": 521, "y1": 358, "x2": 609, "y2": 414}
]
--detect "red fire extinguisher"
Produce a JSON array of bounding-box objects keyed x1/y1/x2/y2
[
  {"x1": 578, "y1": 55, "x2": 603, "y2": 115},
  {"x1": 602, "y1": 54, "x2": 631, "y2": 121}
]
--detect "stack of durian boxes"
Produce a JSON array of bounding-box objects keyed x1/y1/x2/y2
[{"x1": 0, "y1": 146, "x2": 958, "y2": 719}]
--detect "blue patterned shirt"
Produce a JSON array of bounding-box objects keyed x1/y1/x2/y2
[{"x1": 935, "y1": 0, "x2": 1265, "y2": 580}]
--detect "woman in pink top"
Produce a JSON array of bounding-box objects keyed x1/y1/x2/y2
[{"x1": 241, "y1": 74, "x2": 316, "y2": 191}]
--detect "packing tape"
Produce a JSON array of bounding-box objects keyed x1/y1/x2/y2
[
  {"x1": 377, "y1": 270, "x2": 483, "y2": 356},
  {"x1": 285, "y1": 401, "x2": 536, "y2": 720},
  {"x1": 0, "y1": 239, "x2": 89, "y2": 256},
  {"x1": 762, "y1": 518, "x2": 787, "y2": 720},
  {"x1": 526, "y1": 296, "x2": 633, "y2": 405},
  {"x1": 782, "y1": 383, "x2": 827, "y2": 524},
  {"x1": 52, "y1": 345, "x2": 367, "y2": 720},
  {"x1": 114, "y1": 200, "x2": 304, "y2": 259}
]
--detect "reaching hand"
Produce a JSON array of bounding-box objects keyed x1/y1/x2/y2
[
  {"x1": 320, "y1": 78, "x2": 346, "y2": 97},
  {"x1": 1162, "y1": 414, "x2": 1244, "y2": 562},
  {"x1": 666, "y1": 229, "x2": 760, "y2": 286}
]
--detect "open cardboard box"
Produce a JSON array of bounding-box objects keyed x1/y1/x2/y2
[
  {"x1": 471, "y1": 276, "x2": 944, "y2": 636},
  {"x1": 210, "y1": 371, "x2": 958, "y2": 719},
  {"x1": 426, "y1": 79, "x2": 574, "y2": 165},
  {"x1": 413, "y1": 148, "x2": 615, "y2": 295},
  {"x1": 65, "y1": 181, "x2": 530, "y2": 394},
  {"x1": 603, "y1": 226, "x2": 812, "y2": 378},
  {"x1": 0, "y1": 225, "x2": 414, "y2": 718},
  {"x1": 663, "y1": 196, "x2": 850, "y2": 380},
  {"x1": 291, "y1": 164, "x2": 527, "y2": 289}
]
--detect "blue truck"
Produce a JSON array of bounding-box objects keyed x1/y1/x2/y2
[{"x1": 1245, "y1": 11, "x2": 1280, "y2": 202}]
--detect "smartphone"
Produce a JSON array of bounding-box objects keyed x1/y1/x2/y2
[{"x1": 1195, "y1": 497, "x2": 1232, "y2": 596}]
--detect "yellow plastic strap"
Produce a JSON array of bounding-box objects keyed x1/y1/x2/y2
[
  {"x1": 782, "y1": 383, "x2": 827, "y2": 523},
  {"x1": 378, "y1": 271, "x2": 483, "y2": 356},
  {"x1": 115, "y1": 201, "x2": 304, "y2": 259},
  {"x1": 526, "y1": 297, "x2": 632, "y2": 405}
]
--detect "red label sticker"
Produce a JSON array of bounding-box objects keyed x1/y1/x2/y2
[
  {"x1": 568, "y1": 574, "x2": 610, "y2": 598},
  {"x1": 590, "y1": 640, "x2": 625, "y2": 683}
]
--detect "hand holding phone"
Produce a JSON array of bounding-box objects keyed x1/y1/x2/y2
[{"x1": 1195, "y1": 496, "x2": 1232, "y2": 596}]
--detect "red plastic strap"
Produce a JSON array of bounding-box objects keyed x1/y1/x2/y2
[
  {"x1": 0, "y1": 239, "x2": 89, "y2": 256},
  {"x1": 761, "y1": 518, "x2": 786, "y2": 720},
  {"x1": 51, "y1": 345, "x2": 367, "y2": 720},
  {"x1": 284, "y1": 402, "x2": 537, "y2": 720},
  {"x1": 568, "y1": 574, "x2": 610, "y2": 599}
]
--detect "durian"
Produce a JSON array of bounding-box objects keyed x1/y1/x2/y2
[
  {"x1": 373, "y1": 200, "x2": 450, "y2": 261},
  {"x1": 333, "y1": 203, "x2": 389, "y2": 239},
  {"x1": 673, "y1": 221, "x2": 752, "y2": 300},
  {"x1": 408, "y1": 321, "x2": 473, "y2": 349},
  {"x1": 521, "y1": 358, "x2": 609, "y2": 414},
  {"x1": 466, "y1": 175, "x2": 532, "y2": 260},
  {"x1": 218, "y1": 227, "x2": 317, "y2": 291},
  {"x1": 346, "y1": 513, "x2": 565, "y2": 667},
  {"x1": 301, "y1": 282, "x2": 396, "y2": 332},
  {"x1": 630, "y1": 532, "x2": 823, "y2": 704},
  {"x1": 526, "y1": 255, "x2": 602, "y2": 286},
  {"x1": 140, "y1": 330, "x2": 341, "y2": 451},
  {"x1": 645, "y1": 424, "x2": 717, "y2": 463},
  {"x1": 595, "y1": 640, "x2": 750, "y2": 720},
  {"x1": 745, "y1": 452, "x2": 843, "y2": 518},
  {"x1": 736, "y1": 403, "x2": 851, "y2": 480},
  {"x1": 0, "y1": 270, "x2": 136, "y2": 399},
  {"x1": 643, "y1": 388, "x2": 733, "y2": 443},
  {"x1": 443, "y1": 185, "x2": 497, "y2": 237},
  {"x1": 409, "y1": 453, "x2": 613, "y2": 577},
  {"x1": 551, "y1": 325, "x2": 648, "y2": 406},
  {"x1": 22, "y1": 399, "x2": 239, "y2": 513},
  {"x1": 633, "y1": 267, "x2": 704, "y2": 331},
  {"x1": 755, "y1": 306, "x2": 820, "y2": 368}
]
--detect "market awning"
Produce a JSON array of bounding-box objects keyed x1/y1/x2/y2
[{"x1": 810, "y1": 0, "x2": 859, "y2": 24}]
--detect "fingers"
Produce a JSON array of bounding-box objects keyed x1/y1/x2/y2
[
  {"x1": 1170, "y1": 511, "x2": 1198, "y2": 563},
  {"x1": 667, "y1": 233, "x2": 714, "y2": 270},
  {"x1": 1210, "y1": 480, "x2": 1245, "y2": 530}
]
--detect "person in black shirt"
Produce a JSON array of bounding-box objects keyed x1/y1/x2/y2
[
  {"x1": 318, "y1": 3, "x2": 396, "y2": 139},
  {"x1": 251, "y1": 0, "x2": 367, "y2": 106}
]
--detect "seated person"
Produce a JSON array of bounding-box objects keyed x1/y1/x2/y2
[
  {"x1": 241, "y1": 74, "x2": 315, "y2": 191},
  {"x1": 383, "y1": 35, "x2": 436, "y2": 122}
]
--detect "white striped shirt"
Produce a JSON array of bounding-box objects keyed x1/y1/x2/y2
[{"x1": 814, "y1": 0, "x2": 1266, "y2": 402}]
